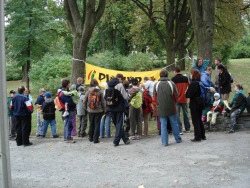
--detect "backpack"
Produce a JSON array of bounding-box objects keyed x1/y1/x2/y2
[
  {"x1": 131, "y1": 91, "x2": 142, "y2": 109},
  {"x1": 199, "y1": 82, "x2": 214, "y2": 104},
  {"x1": 54, "y1": 92, "x2": 65, "y2": 111},
  {"x1": 87, "y1": 91, "x2": 99, "y2": 109},
  {"x1": 142, "y1": 91, "x2": 150, "y2": 109},
  {"x1": 104, "y1": 87, "x2": 120, "y2": 106}
]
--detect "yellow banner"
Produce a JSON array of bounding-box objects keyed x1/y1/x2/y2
[{"x1": 85, "y1": 63, "x2": 161, "y2": 87}]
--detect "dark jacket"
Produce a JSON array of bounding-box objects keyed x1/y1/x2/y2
[
  {"x1": 10, "y1": 94, "x2": 33, "y2": 116},
  {"x1": 153, "y1": 77, "x2": 178, "y2": 116},
  {"x1": 35, "y1": 95, "x2": 45, "y2": 106},
  {"x1": 246, "y1": 96, "x2": 250, "y2": 113},
  {"x1": 171, "y1": 73, "x2": 189, "y2": 103},
  {"x1": 219, "y1": 70, "x2": 231, "y2": 94},
  {"x1": 185, "y1": 81, "x2": 204, "y2": 109},
  {"x1": 230, "y1": 90, "x2": 246, "y2": 113},
  {"x1": 42, "y1": 99, "x2": 56, "y2": 120},
  {"x1": 59, "y1": 89, "x2": 76, "y2": 111},
  {"x1": 104, "y1": 78, "x2": 128, "y2": 112}
]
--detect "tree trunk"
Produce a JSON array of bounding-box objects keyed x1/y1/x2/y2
[
  {"x1": 178, "y1": 47, "x2": 186, "y2": 70},
  {"x1": 22, "y1": 65, "x2": 27, "y2": 82},
  {"x1": 101, "y1": 26, "x2": 105, "y2": 52},
  {"x1": 71, "y1": 36, "x2": 85, "y2": 84},
  {"x1": 166, "y1": 47, "x2": 175, "y2": 68}
]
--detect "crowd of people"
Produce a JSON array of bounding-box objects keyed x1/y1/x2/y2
[{"x1": 7, "y1": 58, "x2": 250, "y2": 147}]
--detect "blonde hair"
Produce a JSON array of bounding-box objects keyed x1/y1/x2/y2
[{"x1": 77, "y1": 77, "x2": 83, "y2": 83}]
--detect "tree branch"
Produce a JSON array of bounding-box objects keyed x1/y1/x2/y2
[
  {"x1": 67, "y1": 0, "x2": 82, "y2": 34},
  {"x1": 95, "y1": 0, "x2": 106, "y2": 24},
  {"x1": 184, "y1": 31, "x2": 194, "y2": 48},
  {"x1": 64, "y1": 0, "x2": 76, "y2": 35}
]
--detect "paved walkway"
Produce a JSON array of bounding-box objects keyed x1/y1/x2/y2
[{"x1": 9, "y1": 131, "x2": 250, "y2": 188}]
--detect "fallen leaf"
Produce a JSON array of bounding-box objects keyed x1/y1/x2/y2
[
  {"x1": 174, "y1": 180, "x2": 179, "y2": 183},
  {"x1": 138, "y1": 185, "x2": 145, "y2": 188},
  {"x1": 48, "y1": 144, "x2": 51, "y2": 147}
]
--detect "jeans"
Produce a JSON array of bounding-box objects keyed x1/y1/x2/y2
[
  {"x1": 42, "y1": 119, "x2": 57, "y2": 136},
  {"x1": 100, "y1": 113, "x2": 111, "y2": 138},
  {"x1": 176, "y1": 103, "x2": 190, "y2": 132},
  {"x1": 230, "y1": 109, "x2": 241, "y2": 130},
  {"x1": 160, "y1": 115, "x2": 182, "y2": 146},
  {"x1": 111, "y1": 111, "x2": 129, "y2": 145},
  {"x1": 64, "y1": 111, "x2": 74, "y2": 141},
  {"x1": 36, "y1": 111, "x2": 43, "y2": 136}
]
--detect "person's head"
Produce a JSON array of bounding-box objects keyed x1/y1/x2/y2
[
  {"x1": 144, "y1": 77, "x2": 149, "y2": 82},
  {"x1": 44, "y1": 92, "x2": 51, "y2": 99},
  {"x1": 215, "y1": 57, "x2": 221, "y2": 66},
  {"x1": 123, "y1": 80, "x2": 130, "y2": 89},
  {"x1": 196, "y1": 58, "x2": 203, "y2": 67},
  {"x1": 205, "y1": 67, "x2": 213, "y2": 75},
  {"x1": 90, "y1": 78, "x2": 99, "y2": 87},
  {"x1": 116, "y1": 74, "x2": 124, "y2": 83},
  {"x1": 131, "y1": 78, "x2": 139, "y2": 86},
  {"x1": 18, "y1": 86, "x2": 26, "y2": 95},
  {"x1": 77, "y1": 77, "x2": 83, "y2": 84},
  {"x1": 235, "y1": 84, "x2": 243, "y2": 92},
  {"x1": 78, "y1": 86, "x2": 85, "y2": 93},
  {"x1": 190, "y1": 69, "x2": 201, "y2": 81},
  {"x1": 10, "y1": 90, "x2": 16, "y2": 97},
  {"x1": 160, "y1": 70, "x2": 168, "y2": 78},
  {"x1": 173, "y1": 67, "x2": 181, "y2": 75},
  {"x1": 24, "y1": 88, "x2": 29, "y2": 95},
  {"x1": 150, "y1": 76, "x2": 155, "y2": 81},
  {"x1": 62, "y1": 79, "x2": 70, "y2": 89},
  {"x1": 217, "y1": 64, "x2": 225, "y2": 73},
  {"x1": 39, "y1": 88, "x2": 46, "y2": 95},
  {"x1": 214, "y1": 93, "x2": 220, "y2": 101}
]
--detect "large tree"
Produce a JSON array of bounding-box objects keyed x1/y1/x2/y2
[
  {"x1": 188, "y1": 0, "x2": 215, "y2": 62},
  {"x1": 132, "y1": 0, "x2": 194, "y2": 68},
  {"x1": 64, "y1": 0, "x2": 106, "y2": 83}
]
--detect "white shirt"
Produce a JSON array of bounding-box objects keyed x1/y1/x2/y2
[{"x1": 144, "y1": 80, "x2": 155, "y2": 97}]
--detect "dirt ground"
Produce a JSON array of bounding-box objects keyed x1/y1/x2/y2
[{"x1": 9, "y1": 130, "x2": 250, "y2": 188}]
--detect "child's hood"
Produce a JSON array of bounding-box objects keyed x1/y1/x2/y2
[{"x1": 89, "y1": 86, "x2": 100, "y2": 92}]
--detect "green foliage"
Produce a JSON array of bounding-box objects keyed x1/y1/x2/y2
[
  {"x1": 87, "y1": 51, "x2": 155, "y2": 71},
  {"x1": 213, "y1": 44, "x2": 233, "y2": 65},
  {"x1": 231, "y1": 36, "x2": 250, "y2": 59},
  {"x1": 29, "y1": 54, "x2": 72, "y2": 95}
]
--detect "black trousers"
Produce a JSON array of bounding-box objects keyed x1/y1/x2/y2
[
  {"x1": 14, "y1": 116, "x2": 30, "y2": 145},
  {"x1": 88, "y1": 112, "x2": 103, "y2": 142},
  {"x1": 190, "y1": 107, "x2": 205, "y2": 140}
]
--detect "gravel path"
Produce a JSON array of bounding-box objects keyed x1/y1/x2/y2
[{"x1": 9, "y1": 131, "x2": 250, "y2": 188}]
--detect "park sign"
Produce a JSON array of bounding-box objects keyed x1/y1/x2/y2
[{"x1": 85, "y1": 63, "x2": 161, "y2": 87}]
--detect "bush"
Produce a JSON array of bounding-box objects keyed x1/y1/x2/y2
[
  {"x1": 6, "y1": 66, "x2": 22, "y2": 81},
  {"x1": 29, "y1": 54, "x2": 72, "y2": 95},
  {"x1": 231, "y1": 36, "x2": 250, "y2": 59}
]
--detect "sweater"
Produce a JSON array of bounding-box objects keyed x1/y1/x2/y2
[
  {"x1": 10, "y1": 94, "x2": 33, "y2": 116},
  {"x1": 35, "y1": 95, "x2": 45, "y2": 106},
  {"x1": 7, "y1": 97, "x2": 13, "y2": 117}
]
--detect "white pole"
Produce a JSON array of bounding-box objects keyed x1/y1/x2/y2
[{"x1": 0, "y1": 0, "x2": 12, "y2": 187}]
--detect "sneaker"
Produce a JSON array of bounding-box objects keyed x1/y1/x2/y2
[
  {"x1": 130, "y1": 136, "x2": 136, "y2": 140},
  {"x1": 185, "y1": 130, "x2": 191, "y2": 133},
  {"x1": 114, "y1": 143, "x2": 119, "y2": 147},
  {"x1": 190, "y1": 139, "x2": 201, "y2": 142},
  {"x1": 125, "y1": 139, "x2": 130, "y2": 145},
  {"x1": 180, "y1": 132, "x2": 183, "y2": 135},
  {"x1": 228, "y1": 129, "x2": 235, "y2": 133},
  {"x1": 62, "y1": 111, "x2": 69, "y2": 117},
  {"x1": 136, "y1": 135, "x2": 141, "y2": 140},
  {"x1": 66, "y1": 140, "x2": 76, "y2": 143},
  {"x1": 36, "y1": 134, "x2": 41, "y2": 137},
  {"x1": 53, "y1": 135, "x2": 59, "y2": 138}
]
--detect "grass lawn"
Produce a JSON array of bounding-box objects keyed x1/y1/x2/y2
[{"x1": 6, "y1": 58, "x2": 250, "y2": 136}]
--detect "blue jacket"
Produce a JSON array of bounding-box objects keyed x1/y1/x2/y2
[
  {"x1": 59, "y1": 89, "x2": 76, "y2": 111},
  {"x1": 10, "y1": 94, "x2": 33, "y2": 116},
  {"x1": 35, "y1": 95, "x2": 45, "y2": 106},
  {"x1": 201, "y1": 72, "x2": 215, "y2": 88},
  {"x1": 192, "y1": 60, "x2": 209, "y2": 73}
]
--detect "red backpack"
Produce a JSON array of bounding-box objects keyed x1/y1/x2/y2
[{"x1": 54, "y1": 92, "x2": 65, "y2": 111}]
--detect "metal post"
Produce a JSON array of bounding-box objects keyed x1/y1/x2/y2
[{"x1": 0, "y1": 0, "x2": 12, "y2": 187}]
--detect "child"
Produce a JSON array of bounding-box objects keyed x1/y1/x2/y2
[
  {"x1": 128, "y1": 78, "x2": 143, "y2": 140},
  {"x1": 7, "y1": 90, "x2": 16, "y2": 139},
  {"x1": 206, "y1": 93, "x2": 224, "y2": 127},
  {"x1": 35, "y1": 88, "x2": 46, "y2": 137},
  {"x1": 77, "y1": 86, "x2": 88, "y2": 137},
  {"x1": 141, "y1": 85, "x2": 152, "y2": 136},
  {"x1": 41, "y1": 92, "x2": 59, "y2": 138},
  {"x1": 76, "y1": 77, "x2": 84, "y2": 91}
]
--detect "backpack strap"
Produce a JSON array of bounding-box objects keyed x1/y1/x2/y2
[
  {"x1": 155, "y1": 81, "x2": 160, "y2": 92},
  {"x1": 167, "y1": 81, "x2": 173, "y2": 94}
]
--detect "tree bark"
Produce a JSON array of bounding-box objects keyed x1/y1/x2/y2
[
  {"x1": 188, "y1": 0, "x2": 215, "y2": 64},
  {"x1": 101, "y1": 26, "x2": 105, "y2": 52},
  {"x1": 177, "y1": 46, "x2": 186, "y2": 70}
]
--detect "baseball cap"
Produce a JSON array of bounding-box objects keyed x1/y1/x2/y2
[
  {"x1": 39, "y1": 88, "x2": 46, "y2": 92},
  {"x1": 44, "y1": 92, "x2": 52, "y2": 98},
  {"x1": 10, "y1": 90, "x2": 16, "y2": 94}
]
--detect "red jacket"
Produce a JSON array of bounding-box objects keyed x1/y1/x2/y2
[
  {"x1": 171, "y1": 73, "x2": 189, "y2": 103},
  {"x1": 142, "y1": 90, "x2": 152, "y2": 114}
]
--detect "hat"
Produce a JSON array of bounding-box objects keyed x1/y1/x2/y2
[
  {"x1": 10, "y1": 90, "x2": 16, "y2": 94},
  {"x1": 44, "y1": 92, "x2": 51, "y2": 98},
  {"x1": 79, "y1": 86, "x2": 85, "y2": 92},
  {"x1": 214, "y1": 93, "x2": 220, "y2": 98},
  {"x1": 131, "y1": 78, "x2": 139, "y2": 86},
  {"x1": 39, "y1": 88, "x2": 46, "y2": 92}
]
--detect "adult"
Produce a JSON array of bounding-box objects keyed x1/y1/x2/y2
[
  {"x1": 83, "y1": 79, "x2": 105, "y2": 143},
  {"x1": 214, "y1": 57, "x2": 222, "y2": 92},
  {"x1": 228, "y1": 84, "x2": 246, "y2": 133},
  {"x1": 191, "y1": 57, "x2": 209, "y2": 73},
  {"x1": 171, "y1": 67, "x2": 191, "y2": 134},
  {"x1": 186, "y1": 69, "x2": 206, "y2": 142},
  {"x1": 59, "y1": 79, "x2": 76, "y2": 143},
  {"x1": 153, "y1": 70, "x2": 182, "y2": 146},
  {"x1": 104, "y1": 74, "x2": 130, "y2": 146},
  {"x1": 218, "y1": 64, "x2": 231, "y2": 102},
  {"x1": 10, "y1": 86, "x2": 33, "y2": 147},
  {"x1": 143, "y1": 77, "x2": 155, "y2": 97}
]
